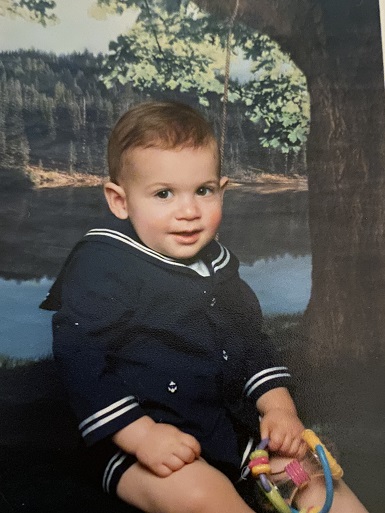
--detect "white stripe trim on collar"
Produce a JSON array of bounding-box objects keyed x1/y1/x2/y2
[
  {"x1": 85, "y1": 229, "x2": 188, "y2": 268},
  {"x1": 85, "y1": 228, "x2": 229, "y2": 274},
  {"x1": 212, "y1": 245, "x2": 225, "y2": 267},
  {"x1": 213, "y1": 245, "x2": 230, "y2": 273}
]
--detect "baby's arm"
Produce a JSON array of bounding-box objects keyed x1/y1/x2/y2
[
  {"x1": 257, "y1": 387, "x2": 306, "y2": 458},
  {"x1": 112, "y1": 416, "x2": 201, "y2": 477}
]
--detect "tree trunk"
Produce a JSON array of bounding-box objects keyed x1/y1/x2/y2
[
  {"x1": 299, "y1": 1, "x2": 385, "y2": 361},
  {"x1": 292, "y1": 0, "x2": 385, "y2": 361}
]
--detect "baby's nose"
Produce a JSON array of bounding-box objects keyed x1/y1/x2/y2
[{"x1": 176, "y1": 197, "x2": 201, "y2": 219}]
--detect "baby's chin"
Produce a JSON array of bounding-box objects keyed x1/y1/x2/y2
[{"x1": 165, "y1": 248, "x2": 202, "y2": 261}]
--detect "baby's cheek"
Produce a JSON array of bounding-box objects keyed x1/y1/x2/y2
[{"x1": 209, "y1": 209, "x2": 222, "y2": 231}]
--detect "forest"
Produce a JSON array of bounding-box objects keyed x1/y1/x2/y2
[{"x1": 0, "y1": 50, "x2": 128, "y2": 176}]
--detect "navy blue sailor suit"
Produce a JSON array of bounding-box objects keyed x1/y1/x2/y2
[{"x1": 41, "y1": 215, "x2": 291, "y2": 485}]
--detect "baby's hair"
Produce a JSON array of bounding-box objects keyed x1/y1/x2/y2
[{"x1": 108, "y1": 101, "x2": 219, "y2": 183}]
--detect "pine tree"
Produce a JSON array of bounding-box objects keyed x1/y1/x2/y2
[
  {"x1": 4, "y1": 78, "x2": 30, "y2": 169},
  {"x1": 68, "y1": 140, "x2": 77, "y2": 175}
]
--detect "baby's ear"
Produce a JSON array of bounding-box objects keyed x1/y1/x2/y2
[
  {"x1": 219, "y1": 176, "x2": 229, "y2": 200},
  {"x1": 220, "y1": 176, "x2": 229, "y2": 190},
  {"x1": 104, "y1": 182, "x2": 129, "y2": 219}
]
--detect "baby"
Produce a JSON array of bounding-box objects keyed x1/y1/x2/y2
[{"x1": 42, "y1": 101, "x2": 369, "y2": 513}]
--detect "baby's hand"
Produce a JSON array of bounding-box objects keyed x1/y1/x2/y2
[
  {"x1": 135, "y1": 423, "x2": 201, "y2": 477},
  {"x1": 260, "y1": 408, "x2": 306, "y2": 459}
]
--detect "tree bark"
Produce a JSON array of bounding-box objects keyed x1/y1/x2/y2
[{"x1": 304, "y1": 1, "x2": 385, "y2": 361}]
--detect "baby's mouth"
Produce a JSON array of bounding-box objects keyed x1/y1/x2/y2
[
  {"x1": 174, "y1": 230, "x2": 201, "y2": 236},
  {"x1": 171, "y1": 229, "x2": 202, "y2": 243}
]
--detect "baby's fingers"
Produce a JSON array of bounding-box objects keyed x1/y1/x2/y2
[
  {"x1": 164, "y1": 453, "x2": 187, "y2": 472},
  {"x1": 296, "y1": 439, "x2": 308, "y2": 459},
  {"x1": 174, "y1": 443, "x2": 198, "y2": 464},
  {"x1": 152, "y1": 462, "x2": 174, "y2": 477},
  {"x1": 277, "y1": 434, "x2": 307, "y2": 459},
  {"x1": 282, "y1": 435, "x2": 302, "y2": 457},
  {"x1": 181, "y1": 433, "x2": 201, "y2": 458},
  {"x1": 268, "y1": 429, "x2": 286, "y2": 452}
]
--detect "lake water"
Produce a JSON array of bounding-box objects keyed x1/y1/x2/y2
[
  {"x1": 0, "y1": 255, "x2": 312, "y2": 359},
  {"x1": 0, "y1": 185, "x2": 310, "y2": 359}
]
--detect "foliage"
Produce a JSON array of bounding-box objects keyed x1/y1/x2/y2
[
  {"x1": 236, "y1": 32, "x2": 310, "y2": 154},
  {"x1": 102, "y1": 3, "x2": 226, "y2": 105},
  {"x1": 0, "y1": 0, "x2": 57, "y2": 25},
  {"x1": 0, "y1": 352, "x2": 33, "y2": 368},
  {"x1": 97, "y1": 0, "x2": 310, "y2": 153}
]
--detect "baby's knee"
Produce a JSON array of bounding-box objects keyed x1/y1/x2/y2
[
  {"x1": 182, "y1": 467, "x2": 232, "y2": 513},
  {"x1": 182, "y1": 478, "x2": 216, "y2": 513}
]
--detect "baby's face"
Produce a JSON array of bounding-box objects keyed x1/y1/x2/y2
[{"x1": 120, "y1": 145, "x2": 227, "y2": 260}]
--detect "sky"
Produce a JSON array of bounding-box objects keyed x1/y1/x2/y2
[
  {"x1": 0, "y1": 0, "x2": 139, "y2": 54},
  {"x1": 0, "y1": 0, "x2": 251, "y2": 78}
]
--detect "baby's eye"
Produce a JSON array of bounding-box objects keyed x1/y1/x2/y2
[
  {"x1": 196, "y1": 186, "x2": 213, "y2": 196},
  {"x1": 155, "y1": 190, "x2": 172, "y2": 199}
]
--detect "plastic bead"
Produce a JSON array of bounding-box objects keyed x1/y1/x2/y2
[
  {"x1": 249, "y1": 456, "x2": 269, "y2": 468},
  {"x1": 249, "y1": 449, "x2": 269, "y2": 460},
  {"x1": 285, "y1": 459, "x2": 310, "y2": 487},
  {"x1": 248, "y1": 448, "x2": 271, "y2": 476},
  {"x1": 251, "y1": 463, "x2": 271, "y2": 477}
]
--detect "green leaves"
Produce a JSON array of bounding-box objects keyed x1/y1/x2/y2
[
  {"x1": 1, "y1": 0, "x2": 57, "y2": 25},
  {"x1": 102, "y1": 4, "x2": 225, "y2": 99},
  {"x1": 99, "y1": 0, "x2": 309, "y2": 154},
  {"x1": 237, "y1": 30, "x2": 310, "y2": 153}
]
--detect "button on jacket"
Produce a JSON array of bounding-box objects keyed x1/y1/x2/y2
[{"x1": 41, "y1": 216, "x2": 291, "y2": 469}]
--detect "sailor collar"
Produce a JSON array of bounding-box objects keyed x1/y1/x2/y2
[
  {"x1": 39, "y1": 217, "x2": 239, "y2": 312},
  {"x1": 83, "y1": 217, "x2": 238, "y2": 277}
]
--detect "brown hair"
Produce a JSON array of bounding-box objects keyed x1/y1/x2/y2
[{"x1": 107, "y1": 101, "x2": 219, "y2": 183}]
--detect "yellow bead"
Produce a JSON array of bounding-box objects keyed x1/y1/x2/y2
[
  {"x1": 251, "y1": 464, "x2": 271, "y2": 476},
  {"x1": 249, "y1": 449, "x2": 268, "y2": 460}
]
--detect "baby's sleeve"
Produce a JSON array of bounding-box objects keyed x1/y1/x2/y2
[
  {"x1": 51, "y1": 243, "x2": 146, "y2": 446},
  {"x1": 238, "y1": 280, "x2": 292, "y2": 404},
  {"x1": 243, "y1": 331, "x2": 292, "y2": 404}
]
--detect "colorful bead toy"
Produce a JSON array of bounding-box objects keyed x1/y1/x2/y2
[{"x1": 246, "y1": 429, "x2": 343, "y2": 513}]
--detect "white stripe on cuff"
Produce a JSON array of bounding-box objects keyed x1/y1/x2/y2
[
  {"x1": 79, "y1": 396, "x2": 136, "y2": 431},
  {"x1": 81, "y1": 402, "x2": 139, "y2": 438},
  {"x1": 243, "y1": 366, "x2": 289, "y2": 394},
  {"x1": 103, "y1": 451, "x2": 127, "y2": 494},
  {"x1": 244, "y1": 372, "x2": 291, "y2": 398}
]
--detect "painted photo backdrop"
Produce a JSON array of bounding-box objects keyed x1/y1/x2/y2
[{"x1": 0, "y1": 1, "x2": 384, "y2": 511}]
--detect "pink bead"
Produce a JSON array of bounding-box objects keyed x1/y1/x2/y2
[
  {"x1": 248, "y1": 456, "x2": 269, "y2": 468},
  {"x1": 285, "y1": 459, "x2": 310, "y2": 486}
]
